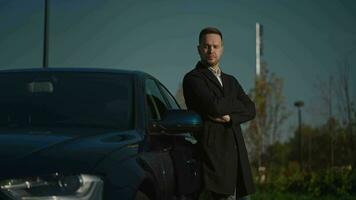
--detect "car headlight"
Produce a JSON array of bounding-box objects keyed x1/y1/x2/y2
[{"x1": 0, "y1": 174, "x2": 103, "y2": 200}]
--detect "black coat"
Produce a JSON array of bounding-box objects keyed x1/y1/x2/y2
[{"x1": 183, "y1": 62, "x2": 256, "y2": 198}]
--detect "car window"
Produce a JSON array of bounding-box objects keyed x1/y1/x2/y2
[
  {"x1": 0, "y1": 72, "x2": 134, "y2": 131},
  {"x1": 157, "y1": 83, "x2": 180, "y2": 109},
  {"x1": 145, "y1": 79, "x2": 169, "y2": 120}
]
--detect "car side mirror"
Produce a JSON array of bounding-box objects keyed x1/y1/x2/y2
[{"x1": 149, "y1": 109, "x2": 202, "y2": 134}]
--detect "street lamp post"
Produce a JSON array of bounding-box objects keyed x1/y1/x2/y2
[{"x1": 294, "y1": 100, "x2": 304, "y2": 169}]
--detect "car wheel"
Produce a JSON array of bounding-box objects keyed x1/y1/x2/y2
[{"x1": 135, "y1": 190, "x2": 151, "y2": 200}]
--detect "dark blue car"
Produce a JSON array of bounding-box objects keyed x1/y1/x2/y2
[{"x1": 0, "y1": 68, "x2": 202, "y2": 200}]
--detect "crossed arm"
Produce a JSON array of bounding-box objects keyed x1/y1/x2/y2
[
  {"x1": 208, "y1": 115, "x2": 231, "y2": 123},
  {"x1": 183, "y1": 74, "x2": 256, "y2": 125}
]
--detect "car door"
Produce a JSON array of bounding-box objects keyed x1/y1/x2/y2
[
  {"x1": 155, "y1": 81, "x2": 201, "y2": 196},
  {"x1": 143, "y1": 78, "x2": 175, "y2": 199}
]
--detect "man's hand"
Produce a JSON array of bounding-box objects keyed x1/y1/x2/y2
[
  {"x1": 208, "y1": 115, "x2": 231, "y2": 123},
  {"x1": 221, "y1": 115, "x2": 230, "y2": 122},
  {"x1": 208, "y1": 116, "x2": 226, "y2": 123}
]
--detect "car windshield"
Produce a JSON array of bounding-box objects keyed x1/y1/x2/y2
[{"x1": 0, "y1": 71, "x2": 134, "y2": 131}]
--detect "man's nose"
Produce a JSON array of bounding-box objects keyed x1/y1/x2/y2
[{"x1": 207, "y1": 46, "x2": 213, "y2": 53}]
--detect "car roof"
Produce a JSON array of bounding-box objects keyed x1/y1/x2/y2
[{"x1": 0, "y1": 68, "x2": 150, "y2": 78}]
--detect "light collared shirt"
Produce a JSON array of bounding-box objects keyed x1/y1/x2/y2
[{"x1": 208, "y1": 66, "x2": 223, "y2": 86}]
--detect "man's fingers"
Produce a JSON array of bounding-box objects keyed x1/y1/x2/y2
[
  {"x1": 208, "y1": 116, "x2": 224, "y2": 122},
  {"x1": 213, "y1": 118, "x2": 225, "y2": 122},
  {"x1": 208, "y1": 115, "x2": 229, "y2": 123},
  {"x1": 222, "y1": 115, "x2": 231, "y2": 122}
]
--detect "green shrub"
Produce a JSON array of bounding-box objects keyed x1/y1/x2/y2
[{"x1": 255, "y1": 164, "x2": 354, "y2": 197}]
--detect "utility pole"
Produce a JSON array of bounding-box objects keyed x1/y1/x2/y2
[
  {"x1": 255, "y1": 22, "x2": 266, "y2": 167},
  {"x1": 43, "y1": 0, "x2": 50, "y2": 68},
  {"x1": 256, "y1": 23, "x2": 262, "y2": 78}
]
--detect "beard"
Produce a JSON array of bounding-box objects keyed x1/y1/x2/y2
[{"x1": 202, "y1": 58, "x2": 219, "y2": 67}]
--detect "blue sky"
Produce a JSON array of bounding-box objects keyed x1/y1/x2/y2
[{"x1": 1, "y1": 0, "x2": 355, "y2": 139}]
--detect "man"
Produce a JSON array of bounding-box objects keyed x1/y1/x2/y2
[{"x1": 183, "y1": 27, "x2": 256, "y2": 200}]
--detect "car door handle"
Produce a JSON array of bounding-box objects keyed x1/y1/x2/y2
[{"x1": 127, "y1": 144, "x2": 139, "y2": 148}]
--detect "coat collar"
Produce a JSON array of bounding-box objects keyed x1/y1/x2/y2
[{"x1": 195, "y1": 61, "x2": 225, "y2": 92}]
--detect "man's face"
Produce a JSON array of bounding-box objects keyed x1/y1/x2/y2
[{"x1": 198, "y1": 33, "x2": 224, "y2": 67}]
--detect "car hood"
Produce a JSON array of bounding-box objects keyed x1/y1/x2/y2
[{"x1": 0, "y1": 128, "x2": 142, "y2": 179}]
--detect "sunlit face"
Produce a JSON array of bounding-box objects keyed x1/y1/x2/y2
[{"x1": 198, "y1": 33, "x2": 224, "y2": 67}]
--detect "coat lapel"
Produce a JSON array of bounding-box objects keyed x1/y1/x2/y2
[
  {"x1": 221, "y1": 73, "x2": 230, "y2": 96},
  {"x1": 195, "y1": 62, "x2": 223, "y2": 92}
]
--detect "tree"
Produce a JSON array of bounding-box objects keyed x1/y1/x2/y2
[
  {"x1": 175, "y1": 83, "x2": 187, "y2": 109},
  {"x1": 335, "y1": 59, "x2": 353, "y2": 132},
  {"x1": 313, "y1": 51, "x2": 356, "y2": 167},
  {"x1": 268, "y1": 73, "x2": 290, "y2": 144},
  {"x1": 246, "y1": 62, "x2": 290, "y2": 168},
  {"x1": 313, "y1": 76, "x2": 336, "y2": 167}
]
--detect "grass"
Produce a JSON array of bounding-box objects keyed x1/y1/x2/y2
[
  {"x1": 250, "y1": 191, "x2": 356, "y2": 200},
  {"x1": 198, "y1": 190, "x2": 356, "y2": 200}
]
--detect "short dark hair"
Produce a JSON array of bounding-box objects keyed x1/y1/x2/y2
[{"x1": 199, "y1": 27, "x2": 223, "y2": 44}]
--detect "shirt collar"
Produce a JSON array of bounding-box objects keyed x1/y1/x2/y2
[{"x1": 208, "y1": 65, "x2": 221, "y2": 77}]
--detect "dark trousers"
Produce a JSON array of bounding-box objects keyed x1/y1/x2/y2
[{"x1": 211, "y1": 192, "x2": 231, "y2": 200}]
